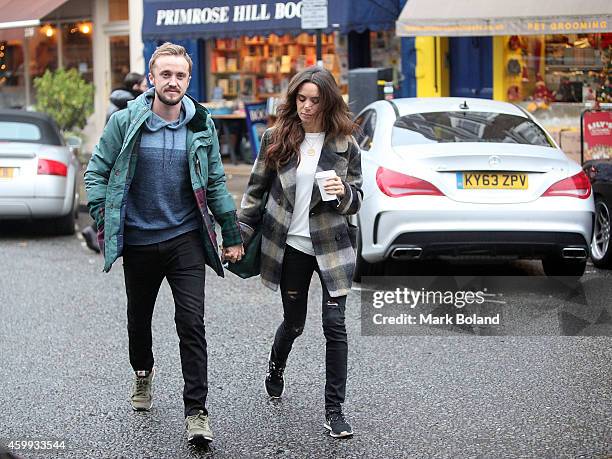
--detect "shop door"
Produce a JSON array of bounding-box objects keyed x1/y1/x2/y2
[{"x1": 449, "y1": 37, "x2": 492, "y2": 99}]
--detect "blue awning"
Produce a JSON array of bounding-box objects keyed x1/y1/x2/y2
[{"x1": 142, "y1": 0, "x2": 400, "y2": 40}]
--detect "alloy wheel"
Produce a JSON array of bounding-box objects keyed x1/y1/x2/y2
[{"x1": 591, "y1": 199, "x2": 611, "y2": 261}]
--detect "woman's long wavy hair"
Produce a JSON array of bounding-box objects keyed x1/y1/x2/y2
[{"x1": 264, "y1": 66, "x2": 356, "y2": 170}]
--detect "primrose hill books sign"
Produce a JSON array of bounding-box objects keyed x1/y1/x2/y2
[{"x1": 154, "y1": 2, "x2": 303, "y2": 27}]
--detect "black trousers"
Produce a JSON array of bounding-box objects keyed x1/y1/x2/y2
[
  {"x1": 271, "y1": 244, "x2": 348, "y2": 411},
  {"x1": 122, "y1": 230, "x2": 208, "y2": 417}
]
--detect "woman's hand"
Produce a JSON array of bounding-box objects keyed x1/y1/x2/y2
[
  {"x1": 223, "y1": 244, "x2": 245, "y2": 263},
  {"x1": 323, "y1": 176, "x2": 345, "y2": 198}
]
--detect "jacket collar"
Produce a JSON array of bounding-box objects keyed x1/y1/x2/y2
[{"x1": 127, "y1": 91, "x2": 211, "y2": 135}]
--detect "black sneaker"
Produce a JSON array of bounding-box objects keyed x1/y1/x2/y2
[
  {"x1": 324, "y1": 410, "x2": 353, "y2": 438},
  {"x1": 265, "y1": 361, "x2": 285, "y2": 398},
  {"x1": 81, "y1": 225, "x2": 100, "y2": 253}
]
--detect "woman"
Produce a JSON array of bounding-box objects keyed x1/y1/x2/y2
[{"x1": 239, "y1": 67, "x2": 362, "y2": 438}]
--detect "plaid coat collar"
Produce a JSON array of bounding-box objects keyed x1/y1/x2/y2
[{"x1": 277, "y1": 135, "x2": 350, "y2": 209}]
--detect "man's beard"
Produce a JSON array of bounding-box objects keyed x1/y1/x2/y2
[{"x1": 155, "y1": 88, "x2": 183, "y2": 106}]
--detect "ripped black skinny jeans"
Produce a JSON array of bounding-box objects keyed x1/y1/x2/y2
[{"x1": 271, "y1": 244, "x2": 348, "y2": 411}]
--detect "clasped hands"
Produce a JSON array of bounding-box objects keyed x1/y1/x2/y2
[{"x1": 223, "y1": 244, "x2": 244, "y2": 263}]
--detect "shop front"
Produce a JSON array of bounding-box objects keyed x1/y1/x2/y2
[
  {"x1": 141, "y1": 0, "x2": 401, "y2": 105},
  {"x1": 396, "y1": 0, "x2": 612, "y2": 160},
  {"x1": 0, "y1": 0, "x2": 94, "y2": 109}
]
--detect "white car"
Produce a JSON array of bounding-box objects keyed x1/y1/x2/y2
[
  {"x1": 0, "y1": 109, "x2": 80, "y2": 234},
  {"x1": 353, "y1": 97, "x2": 594, "y2": 280}
]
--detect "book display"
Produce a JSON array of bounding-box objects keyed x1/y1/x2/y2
[{"x1": 209, "y1": 33, "x2": 343, "y2": 101}]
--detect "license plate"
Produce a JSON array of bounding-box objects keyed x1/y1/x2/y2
[
  {"x1": 457, "y1": 172, "x2": 528, "y2": 190},
  {"x1": 0, "y1": 167, "x2": 18, "y2": 179}
]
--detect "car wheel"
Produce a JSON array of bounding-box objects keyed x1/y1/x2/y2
[
  {"x1": 353, "y1": 224, "x2": 383, "y2": 282},
  {"x1": 51, "y1": 199, "x2": 76, "y2": 236},
  {"x1": 542, "y1": 256, "x2": 587, "y2": 277},
  {"x1": 590, "y1": 196, "x2": 612, "y2": 268}
]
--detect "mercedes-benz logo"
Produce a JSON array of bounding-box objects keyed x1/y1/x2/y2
[{"x1": 489, "y1": 156, "x2": 501, "y2": 166}]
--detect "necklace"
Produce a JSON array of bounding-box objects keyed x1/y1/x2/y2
[{"x1": 303, "y1": 133, "x2": 323, "y2": 156}]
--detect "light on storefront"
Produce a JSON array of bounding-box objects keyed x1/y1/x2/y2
[
  {"x1": 41, "y1": 25, "x2": 55, "y2": 38},
  {"x1": 79, "y1": 23, "x2": 92, "y2": 34}
]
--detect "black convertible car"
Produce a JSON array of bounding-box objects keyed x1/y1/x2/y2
[{"x1": 584, "y1": 159, "x2": 612, "y2": 268}]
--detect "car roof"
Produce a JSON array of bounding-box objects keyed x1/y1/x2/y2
[
  {"x1": 382, "y1": 98, "x2": 527, "y2": 118},
  {"x1": 0, "y1": 108, "x2": 57, "y2": 123}
]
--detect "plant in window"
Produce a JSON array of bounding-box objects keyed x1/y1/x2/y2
[{"x1": 33, "y1": 68, "x2": 94, "y2": 133}]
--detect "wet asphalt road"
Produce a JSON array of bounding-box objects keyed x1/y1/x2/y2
[
  {"x1": 1, "y1": 158, "x2": 611, "y2": 459},
  {"x1": 0, "y1": 212, "x2": 610, "y2": 459}
]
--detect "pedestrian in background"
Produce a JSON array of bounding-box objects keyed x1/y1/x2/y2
[
  {"x1": 106, "y1": 72, "x2": 148, "y2": 123},
  {"x1": 84, "y1": 42, "x2": 243, "y2": 446},
  {"x1": 82, "y1": 71, "x2": 148, "y2": 253},
  {"x1": 239, "y1": 66, "x2": 362, "y2": 438}
]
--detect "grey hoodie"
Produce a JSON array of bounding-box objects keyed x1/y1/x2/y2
[{"x1": 124, "y1": 89, "x2": 199, "y2": 245}]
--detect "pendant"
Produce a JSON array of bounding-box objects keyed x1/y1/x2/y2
[{"x1": 307, "y1": 148, "x2": 316, "y2": 156}]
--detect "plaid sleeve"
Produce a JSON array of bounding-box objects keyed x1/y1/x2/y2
[
  {"x1": 216, "y1": 210, "x2": 243, "y2": 248},
  {"x1": 335, "y1": 138, "x2": 363, "y2": 215}
]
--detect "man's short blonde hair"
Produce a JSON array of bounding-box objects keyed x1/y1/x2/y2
[{"x1": 149, "y1": 42, "x2": 193, "y2": 75}]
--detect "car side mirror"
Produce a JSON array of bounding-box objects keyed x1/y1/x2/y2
[{"x1": 65, "y1": 136, "x2": 82, "y2": 157}]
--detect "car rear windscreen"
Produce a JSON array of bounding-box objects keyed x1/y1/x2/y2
[
  {"x1": 392, "y1": 111, "x2": 553, "y2": 147},
  {"x1": 0, "y1": 114, "x2": 62, "y2": 145},
  {"x1": 0, "y1": 121, "x2": 42, "y2": 142}
]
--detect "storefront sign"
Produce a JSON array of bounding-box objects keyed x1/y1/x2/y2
[
  {"x1": 143, "y1": 0, "x2": 398, "y2": 39},
  {"x1": 245, "y1": 102, "x2": 269, "y2": 160},
  {"x1": 583, "y1": 111, "x2": 612, "y2": 161},
  {"x1": 154, "y1": 2, "x2": 302, "y2": 27},
  {"x1": 301, "y1": 0, "x2": 327, "y2": 30},
  {"x1": 397, "y1": 17, "x2": 611, "y2": 37}
]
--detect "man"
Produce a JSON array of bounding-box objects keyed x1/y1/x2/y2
[{"x1": 84, "y1": 43, "x2": 243, "y2": 446}]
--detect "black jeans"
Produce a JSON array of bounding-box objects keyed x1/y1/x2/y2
[
  {"x1": 271, "y1": 244, "x2": 348, "y2": 411},
  {"x1": 122, "y1": 230, "x2": 208, "y2": 417}
]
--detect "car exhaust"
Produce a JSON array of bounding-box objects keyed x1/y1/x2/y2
[
  {"x1": 390, "y1": 247, "x2": 423, "y2": 260},
  {"x1": 561, "y1": 247, "x2": 588, "y2": 260}
]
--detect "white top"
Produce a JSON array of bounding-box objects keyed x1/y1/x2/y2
[{"x1": 286, "y1": 132, "x2": 325, "y2": 256}]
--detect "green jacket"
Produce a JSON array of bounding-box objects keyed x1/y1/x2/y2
[{"x1": 84, "y1": 93, "x2": 241, "y2": 275}]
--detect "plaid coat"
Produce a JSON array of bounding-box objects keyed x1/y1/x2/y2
[{"x1": 240, "y1": 129, "x2": 363, "y2": 297}]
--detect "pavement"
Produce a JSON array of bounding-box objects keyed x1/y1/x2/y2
[{"x1": 0, "y1": 221, "x2": 611, "y2": 458}]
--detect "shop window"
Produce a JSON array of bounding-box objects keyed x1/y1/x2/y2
[
  {"x1": 500, "y1": 33, "x2": 612, "y2": 108},
  {"x1": 61, "y1": 23, "x2": 93, "y2": 83},
  {"x1": 109, "y1": 0, "x2": 129, "y2": 22},
  {"x1": 209, "y1": 33, "x2": 344, "y2": 102},
  {"x1": 110, "y1": 35, "x2": 130, "y2": 90}
]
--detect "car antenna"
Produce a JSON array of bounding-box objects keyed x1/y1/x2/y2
[{"x1": 459, "y1": 100, "x2": 469, "y2": 110}]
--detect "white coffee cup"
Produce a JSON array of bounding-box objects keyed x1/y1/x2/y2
[{"x1": 315, "y1": 170, "x2": 338, "y2": 201}]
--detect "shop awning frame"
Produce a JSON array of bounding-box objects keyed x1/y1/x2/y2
[
  {"x1": 0, "y1": 0, "x2": 70, "y2": 31},
  {"x1": 396, "y1": 0, "x2": 612, "y2": 37},
  {"x1": 141, "y1": 0, "x2": 400, "y2": 41}
]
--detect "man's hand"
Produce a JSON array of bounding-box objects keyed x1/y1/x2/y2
[{"x1": 223, "y1": 244, "x2": 244, "y2": 263}]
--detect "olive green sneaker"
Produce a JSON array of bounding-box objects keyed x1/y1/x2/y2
[
  {"x1": 185, "y1": 410, "x2": 214, "y2": 445},
  {"x1": 130, "y1": 368, "x2": 155, "y2": 411}
]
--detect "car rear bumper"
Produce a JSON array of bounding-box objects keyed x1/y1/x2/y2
[
  {"x1": 360, "y1": 201, "x2": 594, "y2": 263},
  {"x1": 382, "y1": 231, "x2": 589, "y2": 261},
  {"x1": 0, "y1": 197, "x2": 69, "y2": 219}
]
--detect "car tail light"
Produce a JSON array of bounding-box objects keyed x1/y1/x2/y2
[
  {"x1": 38, "y1": 159, "x2": 67, "y2": 177},
  {"x1": 542, "y1": 171, "x2": 591, "y2": 199},
  {"x1": 376, "y1": 167, "x2": 443, "y2": 197}
]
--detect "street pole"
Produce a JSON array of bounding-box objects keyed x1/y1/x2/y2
[{"x1": 316, "y1": 29, "x2": 322, "y2": 67}]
